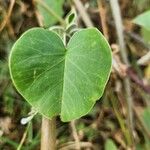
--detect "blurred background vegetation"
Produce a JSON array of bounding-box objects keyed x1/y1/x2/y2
[{"x1": 0, "y1": 0, "x2": 150, "y2": 149}]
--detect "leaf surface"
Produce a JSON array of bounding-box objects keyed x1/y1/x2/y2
[{"x1": 9, "y1": 28, "x2": 112, "y2": 121}]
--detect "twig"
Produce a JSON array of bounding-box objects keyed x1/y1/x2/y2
[
  {"x1": 127, "y1": 68, "x2": 150, "y2": 93},
  {"x1": 109, "y1": 92, "x2": 131, "y2": 146},
  {"x1": 109, "y1": 0, "x2": 134, "y2": 144},
  {"x1": 133, "y1": 107, "x2": 150, "y2": 139},
  {"x1": 96, "y1": 109, "x2": 104, "y2": 128},
  {"x1": 70, "y1": 120, "x2": 80, "y2": 150},
  {"x1": 17, "y1": 123, "x2": 30, "y2": 150},
  {"x1": 109, "y1": 0, "x2": 129, "y2": 65},
  {"x1": 34, "y1": 9, "x2": 44, "y2": 27},
  {"x1": 108, "y1": 21, "x2": 150, "y2": 51},
  {"x1": 41, "y1": 117, "x2": 56, "y2": 150},
  {"x1": 125, "y1": 31, "x2": 150, "y2": 51},
  {"x1": 137, "y1": 51, "x2": 150, "y2": 65},
  {"x1": 0, "y1": 0, "x2": 15, "y2": 32},
  {"x1": 97, "y1": 0, "x2": 109, "y2": 40},
  {"x1": 133, "y1": 85, "x2": 150, "y2": 106},
  {"x1": 72, "y1": 0, "x2": 94, "y2": 27},
  {"x1": 58, "y1": 142, "x2": 93, "y2": 150}
]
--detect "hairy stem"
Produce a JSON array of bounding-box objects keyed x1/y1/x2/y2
[{"x1": 97, "y1": 0, "x2": 109, "y2": 40}]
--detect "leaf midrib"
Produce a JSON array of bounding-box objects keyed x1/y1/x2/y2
[{"x1": 60, "y1": 47, "x2": 68, "y2": 116}]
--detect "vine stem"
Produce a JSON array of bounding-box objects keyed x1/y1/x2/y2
[{"x1": 41, "y1": 117, "x2": 56, "y2": 150}]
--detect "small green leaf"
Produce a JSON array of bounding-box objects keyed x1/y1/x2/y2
[
  {"x1": 105, "y1": 139, "x2": 117, "y2": 150},
  {"x1": 133, "y1": 10, "x2": 150, "y2": 31},
  {"x1": 65, "y1": 9, "x2": 77, "y2": 25},
  {"x1": 35, "y1": 0, "x2": 65, "y2": 27},
  {"x1": 9, "y1": 28, "x2": 112, "y2": 122}
]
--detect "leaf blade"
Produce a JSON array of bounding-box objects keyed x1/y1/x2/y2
[{"x1": 9, "y1": 28, "x2": 112, "y2": 121}]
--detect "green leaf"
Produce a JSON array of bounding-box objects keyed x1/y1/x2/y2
[
  {"x1": 141, "y1": 28, "x2": 150, "y2": 43},
  {"x1": 141, "y1": 107, "x2": 150, "y2": 131},
  {"x1": 133, "y1": 10, "x2": 150, "y2": 31},
  {"x1": 65, "y1": 8, "x2": 77, "y2": 26},
  {"x1": 136, "y1": 108, "x2": 150, "y2": 150},
  {"x1": 105, "y1": 139, "x2": 117, "y2": 150},
  {"x1": 9, "y1": 28, "x2": 112, "y2": 122},
  {"x1": 35, "y1": 0, "x2": 65, "y2": 27}
]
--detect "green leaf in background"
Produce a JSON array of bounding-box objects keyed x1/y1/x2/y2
[
  {"x1": 35, "y1": 0, "x2": 65, "y2": 27},
  {"x1": 133, "y1": 10, "x2": 150, "y2": 31},
  {"x1": 9, "y1": 28, "x2": 112, "y2": 122},
  {"x1": 141, "y1": 107, "x2": 150, "y2": 131},
  {"x1": 105, "y1": 139, "x2": 117, "y2": 150},
  {"x1": 136, "y1": 107, "x2": 150, "y2": 150},
  {"x1": 141, "y1": 28, "x2": 150, "y2": 43}
]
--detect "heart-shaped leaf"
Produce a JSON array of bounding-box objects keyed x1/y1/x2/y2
[{"x1": 9, "y1": 28, "x2": 112, "y2": 122}]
